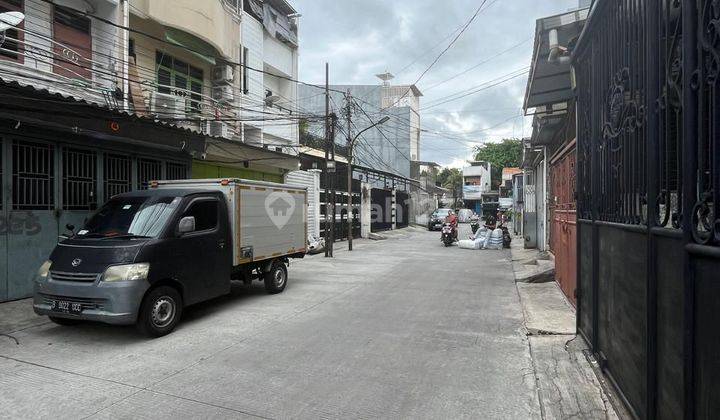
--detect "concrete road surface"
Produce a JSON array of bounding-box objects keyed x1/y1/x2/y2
[{"x1": 0, "y1": 225, "x2": 541, "y2": 419}]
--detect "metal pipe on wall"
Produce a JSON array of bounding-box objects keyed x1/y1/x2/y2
[{"x1": 544, "y1": 145, "x2": 549, "y2": 250}]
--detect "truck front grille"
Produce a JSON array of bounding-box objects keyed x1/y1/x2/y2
[{"x1": 50, "y1": 271, "x2": 99, "y2": 282}]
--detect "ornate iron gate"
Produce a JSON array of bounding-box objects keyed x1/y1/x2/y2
[{"x1": 575, "y1": 1, "x2": 720, "y2": 418}]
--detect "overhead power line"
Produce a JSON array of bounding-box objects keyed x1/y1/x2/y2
[
  {"x1": 422, "y1": 36, "x2": 532, "y2": 92},
  {"x1": 33, "y1": 0, "x2": 348, "y2": 95},
  {"x1": 380, "y1": 0, "x2": 496, "y2": 111}
]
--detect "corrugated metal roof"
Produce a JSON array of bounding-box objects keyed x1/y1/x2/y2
[
  {"x1": 0, "y1": 76, "x2": 233, "y2": 139},
  {"x1": 523, "y1": 8, "x2": 589, "y2": 113},
  {"x1": 0, "y1": 76, "x2": 302, "y2": 164}
]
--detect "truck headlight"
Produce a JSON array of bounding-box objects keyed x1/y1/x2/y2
[
  {"x1": 37, "y1": 260, "x2": 52, "y2": 280},
  {"x1": 103, "y1": 263, "x2": 150, "y2": 282}
]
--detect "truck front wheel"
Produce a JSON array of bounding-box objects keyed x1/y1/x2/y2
[
  {"x1": 136, "y1": 286, "x2": 183, "y2": 337},
  {"x1": 264, "y1": 261, "x2": 287, "y2": 294}
]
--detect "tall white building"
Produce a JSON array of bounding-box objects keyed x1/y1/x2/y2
[
  {"x1": 240, "y1": 0, "x2": 300, "y2": 154},
  {"x1": 298, "y1": 76, "x2": 422, "y2": 178}
]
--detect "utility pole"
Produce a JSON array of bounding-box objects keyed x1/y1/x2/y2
[
  {"x1": 119, "y1": 0, "x2": 130, "y2": 111},
  {"x1": 343, "y1": 96, "x2": 391, "y2": 251},
  {"x1": 345, "y1": 90, "x2": 354, "y2": 251},
  {"x1": 328, "y1": 113, "x2": 337, "y2": 257},
  {"x1": 324, "y1": 63, "x2": 331, "y2": 257}
]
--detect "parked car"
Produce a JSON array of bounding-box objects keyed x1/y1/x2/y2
[
  {"x1": 428, "y1": 208, "x2": 452, "y2": 231},
  {"x1": 33, "y1": 179, "x2": 307, "y2": 337}
]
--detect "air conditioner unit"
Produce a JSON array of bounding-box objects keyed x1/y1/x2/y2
[
  {"x1": 206, "y1": 120, "x2": 230, "y2": 138},
  {"x1": 212, "y1": 65, "x2": 234, "y2": 85},
  {"x1": 151, "y1": 92, "x2": 186, "y2": 120},
  {"x1": 212, "y1": 85, "x2": 234, "y2": 103}
]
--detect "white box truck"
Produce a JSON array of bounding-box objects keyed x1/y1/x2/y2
[{"x1": 33, "y1": 178, "x2": 307, "y2": 337}]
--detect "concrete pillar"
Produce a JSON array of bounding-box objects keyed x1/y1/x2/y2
[{"x1": 360, "y1": 182, "x2": 372, "y2": 238}]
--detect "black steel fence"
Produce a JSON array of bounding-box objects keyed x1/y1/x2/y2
[
  {"x1": 371, "y1": 188, "x2": 393, "y2": 232},
  {"x1": 396, "y1": 190, "x2": 409, "y2": 228},
  {"x1": 575, "y1": 1, "x2": 720, "y2": 419}
]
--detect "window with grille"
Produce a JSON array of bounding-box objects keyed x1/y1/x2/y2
[
  {"x1": 0, "y1": 0, "x2": 24, "y2": 63},
  {"x1": 156, "y1": 51, "x2": 203, "y2": 113},
  {"x1": 12, "y1": 140, "x2": 54, "y2": 210},
  {"x1": 62, "y1": 148, "x2": 96, "y2": 210},
  {"x1": 104, "y1": 153, "x2": 131, "y2": 198},
  {"x1": 166, "y1": 162, "x2": 187, "y2": 180},
  {"x1": 137, "y1": 158, "x2": 162, "y2": 190}
]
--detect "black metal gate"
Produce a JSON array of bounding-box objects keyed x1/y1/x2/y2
[
  {"x1": 396, "y1": 190, "x2": 409, "y2": 228},
  {"x1": 371, "y1": 188, "x2": 392, "y2": 232},
  {"x1": 319, "y1": 167, "x2": 361, "y2": 242},
  {"x1": 575, "y1": 1, "x2": 720, "y2": 419}
]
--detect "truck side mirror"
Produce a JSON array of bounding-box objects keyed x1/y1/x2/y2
[{"x1": 178, "y1": 216, "x2": 196, "y2": 234}]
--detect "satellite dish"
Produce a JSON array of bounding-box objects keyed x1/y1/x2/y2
[{"x1": 0, "y1": 11, "x2": 25, "y2": 32}]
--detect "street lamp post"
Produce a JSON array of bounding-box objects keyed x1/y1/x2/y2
[{"x1": 347, "y1": 115, "x2": 390, "y2": 251}]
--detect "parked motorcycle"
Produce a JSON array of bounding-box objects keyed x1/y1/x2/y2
[
  {"x1": 441, "y1": 222, "x2": 456, "y2": 247},
  {"x1": 499, "y1": 223, "x2": 512, "y2": 248}
]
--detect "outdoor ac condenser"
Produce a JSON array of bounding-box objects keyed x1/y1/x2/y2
[
  {"x1": 151, "y1": 92, "x2": 186, "y2": 120},
  {"x1": 206, "y1": 120, "x2": 230, "y2": 138},
  {"x1": 212, "y1": 65, "x2": 234, "y2": 85}
]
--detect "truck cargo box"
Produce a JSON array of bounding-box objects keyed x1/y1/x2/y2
[{"x1": 153, "y1": 179, "x2": 307, "y2": 266}]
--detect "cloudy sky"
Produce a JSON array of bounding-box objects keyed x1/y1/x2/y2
[{"x1": 292, "y1": 0, "x2": 580, "y2": 167}]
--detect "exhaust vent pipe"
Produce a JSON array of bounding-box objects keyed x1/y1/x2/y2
[{"x1": 548, "y1": 29, "x2": 571, "y2": 65}]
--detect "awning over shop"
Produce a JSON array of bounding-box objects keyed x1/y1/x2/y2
[
  {"x1": 205, "y1": 138, "x2": 300, "y2": 172},
  {"x1": 0, "y1": 78, "x2": 205, "y2": 156},
  {"x1": 530, "y1": 114, "x2": 567, "y2": 146},
  {"x1": 165, "y1": 27, "x2": 217, "y2": 65}
]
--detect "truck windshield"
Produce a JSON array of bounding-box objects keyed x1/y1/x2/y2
[{"x1": 78, "y1": 196, "x2": 181, "y2": 239}]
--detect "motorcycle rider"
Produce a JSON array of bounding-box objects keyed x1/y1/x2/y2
[{"x1": 445, "y1": 209, "x2": 459, "y2": 240}]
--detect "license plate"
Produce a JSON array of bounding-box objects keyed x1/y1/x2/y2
[{"x1": 50, "y1": 300, "x2": 83, "y2": 315}]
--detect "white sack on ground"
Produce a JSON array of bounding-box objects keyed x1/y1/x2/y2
[
  {"x1": 485, "y1": 228, "x2": 504, "y2": 250},
  {"x1": 458, "y1": 239, "x2": 481, "y2": 249}
]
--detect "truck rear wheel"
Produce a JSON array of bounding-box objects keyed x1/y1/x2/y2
[
  {"x1": 264, "y1": 261, "x2": 287, "y2": 294},
  {"x1": 136, "y1": 286, "x2": 183, "y2": 337}
]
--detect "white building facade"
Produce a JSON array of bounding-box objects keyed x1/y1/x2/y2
[
  {"x1": 240, "y1": 0, "x2": 299, "y2": 154},
  {"x1": 462, "y1": 161, "x2": 492, "y2": 214}
]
